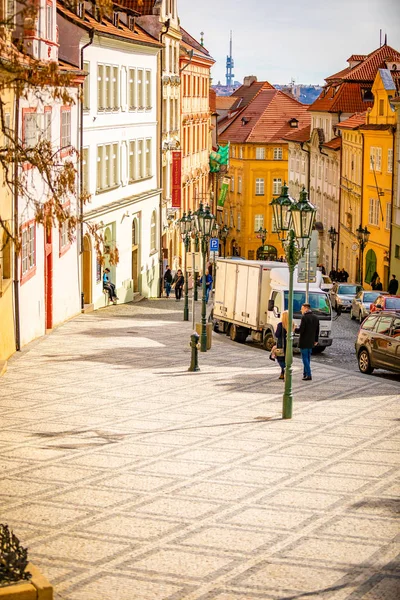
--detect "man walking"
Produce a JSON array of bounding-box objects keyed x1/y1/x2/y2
[
  {"x1": 388, "y1": 274, "x2": 398, "y2": 295},
  {"x1": 298, "y1": 303, "x2": 319, "y2": 381}
]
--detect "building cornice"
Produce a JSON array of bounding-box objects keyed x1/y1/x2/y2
[{"x1": 83, "y1": 188, "x2": 161, "y2": 219}]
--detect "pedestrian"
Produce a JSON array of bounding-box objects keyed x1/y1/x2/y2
[
  {"x1": 205, "y1": 267, "x2": 213, "y2": 303},
  {"x1": 329, "y1": 268, "x2": 337, "y2": 281},
  {"x1": 342, "y1": 268, "x2": 349, "y2": 282},
  {"x1": 374, "y1": 276, "x2": 383, "y2": 291},
  {"x1": 370, "y1": 271, "x2": 379, "y2": 290},
  {"x1": 103, "y1": 268, "x2": 118, "y2": 303},
  {"x1": 274, "y1": 310, "x2": 290, "y2": 380},
  {"x1": 163, "y1": 266, "x2": 173, "y2": 298},
  {"x1": 172, "y1": 269, "x2": 184, "y2": 301},
  {"x1": 297, "y1": 303, "x2": 319, "y2": 381},
  {"x1": 388, "y1": 274, "x2": 399, "y2": 295}
]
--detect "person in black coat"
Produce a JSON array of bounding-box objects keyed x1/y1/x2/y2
[
  {"x1": 274, "y1": 311, "x2": 289, "y2": 380},
  {"x1": 172, "y1": 269, "x2": 185, "y2": 301},
  {"x1": 298, "y1": 303, "x2": 320, "y2": 381},
  {"x1": 388, "y1": 274, "x2": 399, "y2": 295}
]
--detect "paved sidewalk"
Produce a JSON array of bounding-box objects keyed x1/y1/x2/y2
[{"x1": 0, "y1": 299, "x2": 399, "y2": 600}]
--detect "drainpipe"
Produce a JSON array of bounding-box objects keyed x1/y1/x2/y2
[
  {"x1": 388, "y1": 126, "x2": 395, "y2": 284},
  {"x1": 79, "y1": 30, "x2": 94, "y2": 254},
  {"x1": 336, "y1": 136, "x2": 342, "y2": 271},
  {"x1": 300, "y1": 141, "x2": 311, "y2": 191},
  {"x1": 13, "y1": 89, "x2": 21, "y2": 351},
  {"x1": 359, "y1": 131, "x2": 365, "y2": 284},
  {"x1": 158, "y1": 19, "x2": 171, "y2": 297}
]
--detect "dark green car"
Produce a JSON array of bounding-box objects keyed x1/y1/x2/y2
[{"x1": 355, "y1": 311, "x2": 400, "y2": 375}]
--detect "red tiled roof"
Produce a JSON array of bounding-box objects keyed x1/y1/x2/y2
[
  {"x1": 180, "y1": 27, "x2": 213, "y2": 60},
  {"x1": 220, "y1": 90, "x2": 311, "y2": 144},
  {"x1": 322, "y1": 136, "x2": 341, "y2": 150},
  {"x1": 209, "y1": 88, "x2": 217, "y2": 113},
  {"x1": 344, "y1": 45, "x2": 400, "y2": 81},
  {"x1": 310, "y1": 82, "x2": 374, "y2": 113},
  {"x1": 282, "y1": 124, "x2": 311, "y2": 143},
  {"x1": 359, "y1": 124, "x2": 394, "y2": 131},
  {"x1": 325, "y1": 66, "x2": 352, "y2": 82},
  {"x1": 57, "y1": 2, "x2": 161, "y2": 46},
  {"x1": 229, "y1": 80, "x2": 275, "y2": 108},
  {"x1": 336, "y1": 112, "x2": 366, "y2": 129},
  {"x1": 216, "y1": 96, "x2": 239, "y2": 110},
  {"x1": 121, "y1": 0, "x2": 154, "y2": 14},
  {"x1": 347, "y1": 54, "x2": 367, "y2": 62}
]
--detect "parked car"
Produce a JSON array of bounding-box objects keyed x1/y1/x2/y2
[
  {"x1": 355, "y1": 311, "x2": 400, "y2": 375},
  {"x1": 320, "y1": 275, "x2": 333, "y2": 292},
  {"x1": 369, "y1": 295, "x2": 400, "y2": 313},
  {"x1": 330, "y1": 283, "x2": 363, "y2": 312},
  {"x1": 351, "y1": 291, "x2": 387, "y2": 322}
]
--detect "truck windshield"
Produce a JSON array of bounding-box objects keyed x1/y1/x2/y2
[{"x1": 284, "y1": 292, "x2": 331, "y2": 316}]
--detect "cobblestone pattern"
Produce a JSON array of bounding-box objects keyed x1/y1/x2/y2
[{"x1": 0, "y1": 299, "x2": 399, "y2": 600}]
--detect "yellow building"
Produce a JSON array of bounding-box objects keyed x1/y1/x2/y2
[
  {"x1": 0, "y1": 52, "x2": 16, "y2": 363},
  {"x1": 337, "y1": 113, "x2": 366, "y2": 282},
  {"x1": 219, "y1": 89, "x2": 310, "y2": 259},
  {"x1": 390, "y1": 95, "x2": 400, "y2": 283},
  {"x1": 359, "y1": 69, "x2": 397, "y2": 289}
]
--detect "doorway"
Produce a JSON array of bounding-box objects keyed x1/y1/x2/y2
[
  {"x1": 83, "y1": 234, "x2": 92, "y2": 304},
  {"x1": 132, "y1": 219, "x2": 139, "y2": 292},
  {"x1": 44, "y1": 227, "x2": 53, "y2": 330}
]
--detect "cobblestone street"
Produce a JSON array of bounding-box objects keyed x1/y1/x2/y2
[{"x1": 0, "y1": 299, "x2": 399, "y2": 600}]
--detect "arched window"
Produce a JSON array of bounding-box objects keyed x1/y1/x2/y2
[
  {"x1": 365, "y1": 249, "x2": 377, "y2": 284},
  {"x1": 150, "y1": 211, "x2": 156, "y2": 252}
]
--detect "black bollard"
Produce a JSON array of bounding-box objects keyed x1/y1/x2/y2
[{"x1": 188, "y1": 332, "x2": 200, "y2": 372}]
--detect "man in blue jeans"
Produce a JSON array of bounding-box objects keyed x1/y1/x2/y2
[{"x1": 298, "y1": 303, "x2": 319, "y2": 381}]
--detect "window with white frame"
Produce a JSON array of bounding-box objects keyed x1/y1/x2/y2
[
  {"x1": 255, "y1": 178, "x2": 264, "y2": 195},
  {"x1": 137, "y1": 69, "x2": 144, "y2": 108},
  {"x1": 273, "y1": 178, "x2": 282, "y2": 195},
  {"x1": 137, "y1": 139, "x2": 145, "y2": 178},
  {"x1": 23, "y1": 112, "x2": 40, "y2": 147},
  {"x1": 6, "y1": 0, "x2": 16, "y2": 28},
  {"x1": 239, "y1": 146, "x2": 243, "y2": 159},
  {"x1": 82, "y1": 147, "x2": 89, "y2": 193},
  {"x1": 254, "y1": 214, "x2": 264, "y2": 231},
  {"x1": 145, "y1": 70, "x2": 152, "y2": 109},
  {"x1": 145, "y1": 138, "x2": 152, "y2": 177},
  {"x1": 83, "y1": 61, "x2": 90, "y2": 110},
  {"x1": 273, "y1": 147, "x2": 282, "y2": 160},
  {"x1": 46, "y1": 1, "x2": 53, "y2": 41},
  {"x1": 60, "y1": 221, "x2": 69, "y2": 250},
  {"x1": 386, "y1": 203, "x2": 391, "y2": 230},
  {"x1": 150, "y1": 210, "x2": 156, "y2": 251},
  {"x1": 237, "y1": 212, "x2": 241, "y2": 231},
  {"x1": 128, "y1": 68, "x2": 137, "y2": 109},
  {"x1": 60, "y1": 108, "x2": 71, "y2": 148},
  {"x1": 238, "y1": 176, "x2": 242, "y2": 194},
  {"x1": 368, "y1": 198, "x2": 379, "y2": 226},
  {"x1": 128, "y1": 140, "x2": 137, "y2": 181},
  {"x1": 230, "y1": 177, "x2": 234, "y2": 192},
  {"x1": 21, "y1": 223, "x2": 35, "y2": 276},
  {"x1": 370, "y1": 146, "x2": 382, "y2": 171},
  {"x1": 231, "y1": 145, "x2": 236, "y2": 158},
  {"x1": 96, "y1": 143, "x2": 119, "y2": 191},
  {"x1": 44, "y1": 109, "x2": 51, "y2": 141},
  {"x1": 388, "y1": 148, "x2": 393, "y2": 173},
  {"x1": 256, "y1": 147, "x2": 265, "y2": 160},
  {"x1": 97, "y1": 64, "x2": 119, "y2": 111}
]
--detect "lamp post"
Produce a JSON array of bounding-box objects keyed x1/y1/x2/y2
[
  {"x1": 257, "y1": 227, "x2": 268, "y2": 247},
  {"x1": 356, "y1": 225, "x2": 370, "y2": 285},
  {"x1": 194, "y1": 203, "x2": 216, "y2": 352},
  {"x1": 328, "y1": 226, "x2": 338, "y2": 274},
  {"x1": 179, "y1": 211, "x2": 192, "y2": 321},
  {"x1": 270, "y1": 184, "x2": 316, "y2": 420},
  {"x1": 193, "y1": 231, "x2": 199, "y2": 301},
  {"x1": 219, "y1": 225, "x2": 229, "y2": 258}
]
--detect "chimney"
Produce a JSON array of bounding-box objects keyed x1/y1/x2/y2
[{"x1": 243, "y1": 76, "x2": 257, "y2": 87}]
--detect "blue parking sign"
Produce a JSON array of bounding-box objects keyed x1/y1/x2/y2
[{"x1": 209, "y1": 238, "x2": 219, "y2": 252}]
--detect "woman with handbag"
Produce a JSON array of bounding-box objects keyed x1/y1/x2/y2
[{"x1": 274, "y1": 310, "x2": 289, "y2": 380}]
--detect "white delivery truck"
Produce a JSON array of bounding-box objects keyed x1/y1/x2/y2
[{"x1": 213, "y1": 258, "x2": 333, "y2": 353}]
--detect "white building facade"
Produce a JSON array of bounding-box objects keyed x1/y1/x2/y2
[{"x1": 58, "y1": 2, "x2": 162, "y2": 308}]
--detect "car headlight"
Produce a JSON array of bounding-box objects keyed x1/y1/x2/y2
[{"x1": 320, "y1": 331, "x2": 330, "y2": 337}]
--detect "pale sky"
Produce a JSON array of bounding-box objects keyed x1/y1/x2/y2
[{"x1": 178, "y1": 0, "x2": 400, "y2": 86}]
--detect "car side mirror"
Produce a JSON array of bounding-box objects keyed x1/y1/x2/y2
[
  {"x1": 273, "y1": 307, "x2": 281, "y2": 318},
  {"x1": 268, "y1": 299, "x2": 275, "y2": 312},
  {"x1": 376, "y1": 304, "x2": 382, "y2": 309}
]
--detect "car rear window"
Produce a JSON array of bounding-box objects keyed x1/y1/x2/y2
[
  {"x1": 339, "y1": 285, "x2": 358, "y2": 294},
  {"x1": 363, "y1": 292, "x2": 380, "y2": 302},
  {"x1": 362, "y1": 315, "x2": 379, "y2": 331},
  {"x1": 385, "y1": 298, "x2": 400, "y2": 309}
]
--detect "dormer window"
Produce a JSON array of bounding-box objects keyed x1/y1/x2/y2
[
  {"x1": 362, "y1": 88, "x2": 374, "y2": 102},
  {"x1": 77, "y1": 1, "x2": 84, "y2": 18},
  {"x1": 289, "y1": 118, "x2": 298, "y2": 128},
  {"x1": 113, "y1": 12, "x2": 119, "y2": 28},
  {"x1": 128, "y1": 15, "x2": 135, "y2": 31},
  {"x1": 241, "y1": 117, "x2": 250, "y2": 126}
]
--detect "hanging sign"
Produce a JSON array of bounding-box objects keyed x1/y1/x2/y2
[
  {"x1": 218, "y1": 177, "x2": 230, "y2": 207},
  {"x1": 171, "y1": 151, "x2": 182, "y2": 208}
]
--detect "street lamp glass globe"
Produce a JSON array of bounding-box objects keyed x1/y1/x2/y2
[
  {"x1": 270, "y1": 182, "x2": 295, "y2": 234},
  {"x1": 185, "y1": 211, "x2": 193, "y2": 235},
  {"x1": 198, "y1": 205, "x2": 216, "y2": 238},
  {"x1": 290, "y1": 187, "x2": 316, "y2": 247},
  {"x1": 179, "y1": 213, "x2": 187, "y2": 236}
]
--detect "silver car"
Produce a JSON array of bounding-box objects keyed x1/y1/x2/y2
[
  {"x1": 330, "y1": 283, "x2": 363, "y2": 312},
  {"x1": 351, "y1": 291, "x2": 388, "y2": 322}
]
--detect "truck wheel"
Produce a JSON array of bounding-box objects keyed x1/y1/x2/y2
[
  {"x1": 312, "y1": 346, "x2": 326, "y2": 354},
  {"x1": 229, "y1": 325, "x2": 247, "y2": 343},
  {"x1": 358, "y1": 349, "x2": 374, "y2": 374},
  {"x1": 262, "y1": 333, "x2": 275, "y2": 351}
]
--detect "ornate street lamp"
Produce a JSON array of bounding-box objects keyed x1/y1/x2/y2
[
  {"x1": 256, "y1": 227, "x2": 268, "y2": 247},
  {"x1": 179, "y1": 212, "x2": 192, "y2": 321},
  {"x1": 194, "y1": 203, "x2": 216, "y2": 352},
  {"x1": 356, "y1": 225, "x2": 370, "y2": 285},
  {"x1": 328, "y1": 226, "x2": 338, "y2": 275},
  {"x1": 219, "y1": 225, "x2": 229, "y2": 258},
  {"x1": 270, "y1": 184, "x2": 316, "y2": 420}
]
